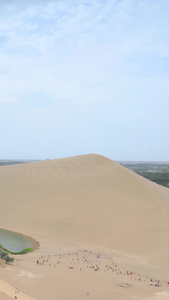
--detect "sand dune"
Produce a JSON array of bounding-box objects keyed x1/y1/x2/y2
[{"x1": 0, "y1": 154, "x2": 169, "y2": 299}]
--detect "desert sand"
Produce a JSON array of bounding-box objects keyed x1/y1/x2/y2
[{"x1": 0, "y1": 154, "x2": 169, "y2": 300}]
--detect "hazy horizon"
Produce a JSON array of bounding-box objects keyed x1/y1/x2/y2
[{"x1": 0, "y1": 156, "x2": 169, "y2": 163}]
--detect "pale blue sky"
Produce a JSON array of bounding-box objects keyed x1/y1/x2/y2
[{"x1": 0, "y1": 0, "x2": 169, "y2": 160}]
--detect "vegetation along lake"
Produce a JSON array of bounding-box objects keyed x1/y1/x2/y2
[{"x1": 0, "y1": 228, "x2": 37, "y2": 253}]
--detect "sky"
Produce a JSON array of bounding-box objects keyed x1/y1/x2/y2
[{"x1": 0, "y1": 0, "x2": 169, "y2": 161}]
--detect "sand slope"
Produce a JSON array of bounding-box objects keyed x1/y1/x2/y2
[{"x1": 0, "y1": 154, "x2": 169, "y2": 279}]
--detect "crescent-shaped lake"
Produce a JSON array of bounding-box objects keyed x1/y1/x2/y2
[{"x1": 0, "y1": 228, "x2": 37, "y2": 252}]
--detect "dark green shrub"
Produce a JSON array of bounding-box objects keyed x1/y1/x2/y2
[{"x1": 0, "y1": 247, "x2": 14, "y2": 263}]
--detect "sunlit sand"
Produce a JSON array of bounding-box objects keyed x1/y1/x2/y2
[{"x1": 0, "y1": 154, "x2": 169, "y2": 300}]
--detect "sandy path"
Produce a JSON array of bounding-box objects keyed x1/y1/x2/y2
[{"x1": 0, "y1": 279, "x2": 37, "y2": 300}]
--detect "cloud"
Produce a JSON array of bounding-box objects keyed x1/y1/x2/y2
[{"x1": 1, "y1": 1, "x2": 169, "y2": 94}]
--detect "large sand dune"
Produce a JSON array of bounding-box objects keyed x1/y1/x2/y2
[{"x1": 0, "y1": 154, "x2": 169, "y2": 299}]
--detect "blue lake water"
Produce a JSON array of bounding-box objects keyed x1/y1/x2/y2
[{"x1": 0, "y1": 228, "x2": 36, "y2": 252}]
